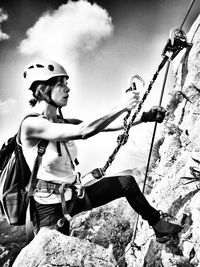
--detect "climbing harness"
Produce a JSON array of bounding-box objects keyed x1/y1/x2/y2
[{"x1": 56, "y1": 110, "x2": 86, "y2": 227}]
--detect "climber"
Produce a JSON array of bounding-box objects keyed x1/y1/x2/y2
[{"x1": 21, "y1": 59, "x2": 182, "y2": 243}]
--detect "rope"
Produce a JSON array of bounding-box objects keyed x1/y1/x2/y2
[
  {"x1": 132, "y1": 58, "x2": 171, "y2": 246},
  {"x1": 102, "y1": 55, "x2": 169, "y2": 173},
  {"x1": 179, "y1": 0, "x2": 196, "y2": 30},
  {"x1": 115, "y1": 60, "x2": 172, "y2": 265}
]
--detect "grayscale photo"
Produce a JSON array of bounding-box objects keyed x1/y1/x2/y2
[{"x1": 0, "y1": 0, "x2": 200, "y2": 266}]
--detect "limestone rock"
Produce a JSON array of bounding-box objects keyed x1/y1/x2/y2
[{"x1": 13, "y1": 228, "x2": 116, "y2": 267}]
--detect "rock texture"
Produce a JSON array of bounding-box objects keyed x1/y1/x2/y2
[
  {"x1": 0, "y1": 216, "x2": 26, "y2": 267},
  {"x1": 125, "y1": 15, "x2": 200, "y2": 267},
  {"x1": 13, "y1": 228, "x2": 116, "y2": 267}
]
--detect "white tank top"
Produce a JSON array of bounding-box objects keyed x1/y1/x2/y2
[{"x1": 22, "y1": 140, "x2": 78, "y2": 204}]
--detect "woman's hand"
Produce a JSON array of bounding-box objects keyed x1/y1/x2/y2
[
  {"x1": 121, "y1": 89, "x2": 140, "y2": 111},
  {"x1": 141, "y1": 106, "x2": 166, "y2": 123}
]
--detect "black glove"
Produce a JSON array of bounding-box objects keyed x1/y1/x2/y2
[{"x1": 141, "y1": 106, "x2": 166, "y2": 123}]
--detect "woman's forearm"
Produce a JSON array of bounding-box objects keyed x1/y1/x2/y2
[
  {"x1": 79, "y1": 105, "x2": 128, "y2": 138},
  {"x1": 103, "y1": 119, "x2": 142, "y2": 132}
]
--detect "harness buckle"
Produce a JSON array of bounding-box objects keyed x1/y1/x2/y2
[{"x1": 74, "y1": 172, "x2": 85, "y2": 198}]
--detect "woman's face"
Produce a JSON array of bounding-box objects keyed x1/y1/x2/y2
[{"x1": 51, "y1": 76, "x2": 70, "y2": 107}]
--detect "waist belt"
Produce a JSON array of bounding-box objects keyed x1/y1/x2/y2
[{"x1": 35, "y1": 180, "x2": 76, "y2": 194}]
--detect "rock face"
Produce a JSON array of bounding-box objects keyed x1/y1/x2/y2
[
  {"x1": 125, "y1": 15, "x2": 200, "y2": 267},
  {"x1": 0, "y1": 216, "x2": 26, "y2": 267},
  {"x1": 13, "y1": 228, "x2": 116, "y2": 267}
]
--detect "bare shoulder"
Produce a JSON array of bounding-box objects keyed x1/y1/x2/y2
[
  {"x1": 21, "y1": 115, "x2": 83, "y2": 142},
  {"x1": 22, "y1": 115, "x2": 49, "y2": 130},
  {"x1": 20, "y1": 116, "x2": 49, "y2": 145},
  {"x1": 21, "y1": 116, "x2": 51, "y2": 141}
]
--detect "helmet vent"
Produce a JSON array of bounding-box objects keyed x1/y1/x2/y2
[
  {"x1": 23, "y1": 71, "x2": 27, "y2": 78},
  {"x1": 28, "y1": 65, "x2": 34, "y2": 69},
  {"x1": 36, "y1": 64, "x2": 44, "y2": 68},
  {"x1": 48, "y1": 64, "x2": 54, "y2": 71}
]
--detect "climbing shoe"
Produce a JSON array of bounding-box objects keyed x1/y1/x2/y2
[{"x1": 152, "y1": 219, "x2": 183, "y2": 243}]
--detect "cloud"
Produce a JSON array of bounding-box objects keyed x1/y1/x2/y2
[
  {"x1": 0, "y1": 8, "x2": 9, "y2": 41},
  {"x1": 0, "y1": 98, "x2": 17, "y2": 115},
  {"x1": 18, "y1": 0, "x2": 113, "y2": 64}
]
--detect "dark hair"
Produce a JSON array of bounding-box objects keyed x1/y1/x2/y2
[{"x1": 29, "y1": 76, "x2": 60, "y2": 107}]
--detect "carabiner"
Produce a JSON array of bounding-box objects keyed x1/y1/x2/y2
[
  {"x1": 169, "y1": 27, "x2": 187, "y2": 46},
  {"x1": 129, "y1": 74, "x2": 145, "y2": 91}
]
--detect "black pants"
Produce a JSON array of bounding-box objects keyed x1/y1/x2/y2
[{"x1": 32, "y1": 175, "x2": 160, "y2": 235}]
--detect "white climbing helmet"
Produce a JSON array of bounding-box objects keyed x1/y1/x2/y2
[{"x1": 23, "y1": 59, "x2": 69, "y2": 90}]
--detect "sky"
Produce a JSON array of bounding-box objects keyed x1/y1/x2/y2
[{"x1": 0, "y1": 0, "x2": 199, "y2": 175}]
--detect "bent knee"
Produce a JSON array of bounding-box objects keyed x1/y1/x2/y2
[{"x1": 118, "y1": 175, "x2": 137, "y2": 190}]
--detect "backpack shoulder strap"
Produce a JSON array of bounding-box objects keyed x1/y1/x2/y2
[
  {"x1": 28, "y1": 139, "x2": 48, "y2": 196},
  {"x1": 16, "y1": 113, "x2": 49, "y2": 195},
  {"x1": 56, "y1": 116, "x2": 80, "y2": 166},
  {"x1": 25, "y1": 137, "x2": 48, "y2": 243}
]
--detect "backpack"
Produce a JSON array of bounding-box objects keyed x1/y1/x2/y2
[{"x1": 0, "y1": 114, "x2": 48, "y2": 226}]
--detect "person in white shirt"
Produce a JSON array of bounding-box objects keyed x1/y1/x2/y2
[{"x1": 21, "y1": 59, "x2": 182, "y2": 243}]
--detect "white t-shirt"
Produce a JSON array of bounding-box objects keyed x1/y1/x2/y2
[{"x1": 22, "y1": 139, "x2": 78, "y2": 204}]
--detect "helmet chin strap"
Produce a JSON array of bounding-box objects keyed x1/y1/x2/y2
[
  {"x1": 58, "y1": 107, "x2": 64, "y2": 119},
  {"x1": 47, "y1": 99, "x2": 59, "y2": 108},
  {"x1": 46, "y1": 97, "x2": 64, "y2": 117},
  {"x1": 37, "y1": 89, "x2": 59, "y2": 108}
]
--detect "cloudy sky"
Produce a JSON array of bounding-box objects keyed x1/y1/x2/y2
[{"x1": 0, "y1": 0, "x2": 199, "y2": 174}]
